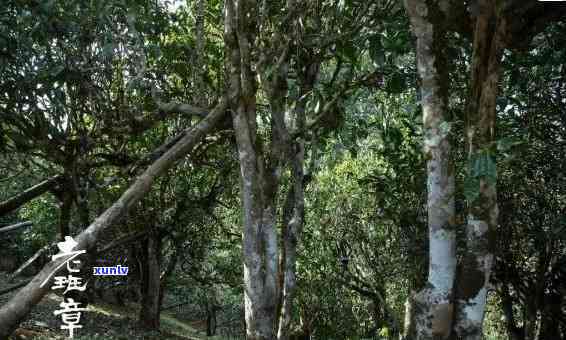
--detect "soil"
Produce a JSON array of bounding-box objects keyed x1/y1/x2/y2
[{"x1": 0, "y1": 273, "x2": 204, "y2": 339}]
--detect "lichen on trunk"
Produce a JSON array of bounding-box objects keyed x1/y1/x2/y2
[
  {"x1": 403, "y1": 1, "x2": 457, "y2": 339},
  {"x1": 453, "y1": 1, "x2": 506, "y2": 338}
]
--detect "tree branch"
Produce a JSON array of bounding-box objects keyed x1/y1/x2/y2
[
  {"x1": 96, "y1": 230, "x2": 148, "y2": 254},
  {"x1": 0, "y1": 97, "x2": 228, "y2": 337},
  {"x1": 0, "y1": 175, "x2": 62, "y2": 217},
  {"x1": 8, "y1": 243, "x2": 56, "y2": 281},
  {"x1": 152, "y1": 87, "x2": 209, "y2": 118},
  {"x1": 0, "y1": 221, "x2": 33, "y2": 234}
]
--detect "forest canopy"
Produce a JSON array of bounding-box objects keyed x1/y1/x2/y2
[{"x1": 0, "y1": 0, "x2": 565, "y2": 339}]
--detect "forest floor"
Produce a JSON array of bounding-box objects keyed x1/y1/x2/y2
[{"x1": 0, "y1": 273, "x2": 225, "y2": 340}]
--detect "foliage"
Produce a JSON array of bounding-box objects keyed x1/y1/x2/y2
[{"x1": 0, "y1": 1, "x2": 565, "y2": 339}]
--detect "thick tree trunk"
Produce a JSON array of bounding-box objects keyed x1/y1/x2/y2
[
  {"x1": 233, "y1": 102, "x2": 279, "y2": 340},
  {"x1": 0, "y1": 99, "x2": 227, "y2": 338},
  {"x1": 225, "y1": 1, "x2": 279, "y2": 338},
  {"x1": 452, "y1": 2, "x2": 505, "y2": 338},
  {"x1": 57, "y1": 190, "x2": 73, "y2": 241},
  {"x1": 139, "y1": 228, "x2": 161, "y2": 330},
  {"x1": 159, "y1": 242, "x2": 179, "y2": 309},
  {"x1": 403, "y1": 1, "x2": 456, "y2": 339},
  {"x1": 206, "y1": 305, "x2": 217, "y2": 336},
  {"x1": 205, "y1": 288, "x2": 219, "y2": 336},
  {"x1": 403, "y1": 292, "x2": 417, "y2": 339},
  {"x1": 225, "y1": 0, "x2": 310, "y2": 337},
  {"x1": 0, "y1": 175, "x2": 62, "y2": 217}
]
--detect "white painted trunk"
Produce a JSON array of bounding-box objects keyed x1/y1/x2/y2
[
  {"x1": 403, "y1": 0, "x2": 457, "y2": 338},
  {"x1": 453, "y1": 217, "x2": 494, "y2": 340}
]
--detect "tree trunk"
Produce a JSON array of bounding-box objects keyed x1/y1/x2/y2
[
  {"x1": 0, "y1": 99, "x2": 227, "y2": 338},
  {"x1": 206, "y1": 305, "x2": 217, "y2": 336},
  {"x1": 500, "y1": 286, "x2": 524, "y2": 340},
  {"x1": 159, "y1": 242, "x2": 179, "y2": 309},
  {"x1": 206, "y1": 288, "x2": 218, "y2": 336},
  {"x1": 523, "y1": 301, "x2": 538, "y2": 340},
  {"x1": 57, "y1": 190, "x2": 73, "y2": 241},
  {"x1": 224, "y1": 1, "x2": 279, "y2": 338},
  {"x1": 538, "y1": 297, "x2": 561, "y2": 340},
  {"x1": 403, "y1": 1, "x2": 456, "y2": 339},
  {"x1": 452, "y1": 1, "x2": 505, "y2": 338},
  {"x1": 233, "y1": 98, "x2": 279, "y2": 340},
  {"x1": 194, "y1": 0, "x2": 207, "y2": 107},
  {"x1": 402, "y1": 292, "x2": 417, "y2": 340},
  {"x1": 139, "y1": 228, "x2": 161, "y2": 330},
  {"x1": 277, "y1": 163, "x2": 304, "y2": 340}
]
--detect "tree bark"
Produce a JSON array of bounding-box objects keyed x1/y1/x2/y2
[
  {"x1": 139, "y1": 228, "x2": 161, "y2": 330},
  {"x1": 0, "y1": 99, "x2": 227, "y2": 338},
  {"x1": 403, "y1": 1, "x2": 456, "y2": 339},
  {"x1": 276, "y1": 156, "x2": 304, "y2": 340},
  {"x1": 224, "y1": 1, "x2": 279, "y2": 338},
  {"x1": 194, "y1": 0, "x2": 207, "y2": 107},
  {"x1": 205, "y1": 288, "x2": 219, "y2": 336},
  {"x1": 452, "y1": 1, "x2": 505, "y2": 338},
  {"x1": 0, "y1": 280, "x2": 31, "y2": 296},
  {"x1": 499, "y1": 285, "x2": 524, "y2": 340},
  {"x1": 57, "y1": 190, "x2": 73, "y2": 241},
  {"x1": 276, "y1": 60, "x2": 313, "y2": 340},
  {"x1": 0, "y1": 175, "x2": 62, "y2": 217},
  {"x1": 538, "y1": 296, "x2": 561, "y2": 340},
  {"x1": 159, "y1": 240, "x2": 180, "y2": 309}
]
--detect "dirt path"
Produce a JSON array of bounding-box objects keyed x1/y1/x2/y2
[{"x1": 0, "y1": 273, "x2": 208, "y2": 339}]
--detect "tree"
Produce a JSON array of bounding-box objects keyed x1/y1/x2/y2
[
  {"x1": 403, "y1": 1, "x2": 456, "y2": 338},
  {"x1": 403, "y1": 0, "x2": 566, "y2": 338},
  {"x1": 0, "y1": 98, "x2": 228, "y2": 337},
  {"x1": 493, "y1": 21, "x2": 566, "y2": 339}
]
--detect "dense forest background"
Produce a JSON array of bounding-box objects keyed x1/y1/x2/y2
[{"x1": 0, "y1": 0, "x2": 565, "y2": 339}]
